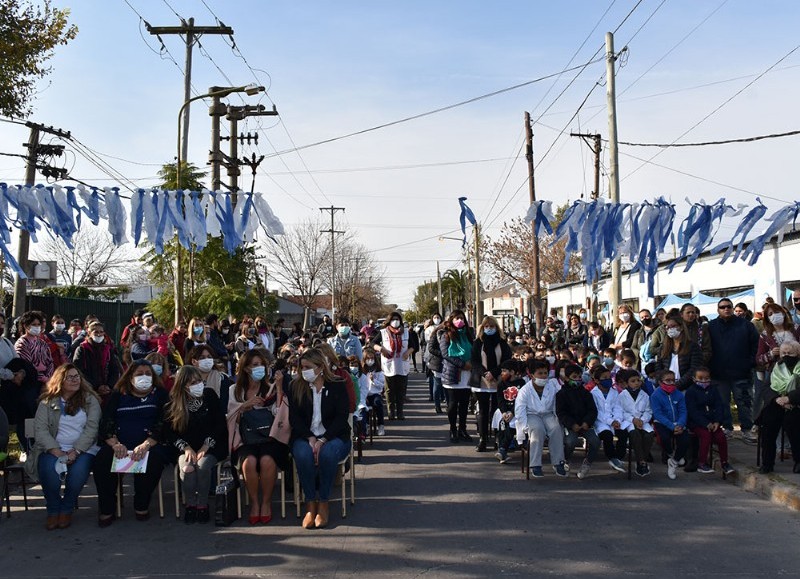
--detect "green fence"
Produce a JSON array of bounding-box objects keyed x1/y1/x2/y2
[{"x1": 24, "y1": 295, "x2": 149, "y2": 343}]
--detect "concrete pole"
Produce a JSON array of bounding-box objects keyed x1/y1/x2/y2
[
  {"x1": 525, "y1": 111, "x2": 543, "y2": 333},
  {"x1": 180, "y1": 17, "x2": 194, "y2": 163},
  {"x1": 606, "y1": 31, "x2": 622, "y2": 320},
  {"x1": 12, "y1": 125, "x2": 39, "y2": 318},
  {"x1": 474, "y1": 223, "x2": 483, "y2": 327}
]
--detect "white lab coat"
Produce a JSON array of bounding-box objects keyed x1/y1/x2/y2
[{"x1": 617, "y1": 389, "x2": 654, "y2": 433}]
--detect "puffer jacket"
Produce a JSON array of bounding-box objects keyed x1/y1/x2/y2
[{"x1": 439, "y1": 327, "x2": 475, "y2": 386}]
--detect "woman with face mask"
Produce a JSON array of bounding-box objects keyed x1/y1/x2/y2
[
  {"x1": 758, "y1": 341, "x2": 800, "y2": 474},
  {"x1": 370, "y1": 313, "x2": 413, "y2": 420},
  {"x1": 73, "y1": 322, "x2": 121, "y2": 403},
  {"x1": 234, "y1": 322, "x2": 258, "y2": 366},
  {"x1": 93, "y1": 360, "x2": 169, "y2": 527},
  {"x1": 226, "y1": 351, "x2": 288, "y2": 524},
  {"x1": 15, "y1": 310, "x2": 55, "y2": 386},
  {"x1": 145, "y1": 352, "x2": 173, "y2": 392},
  {"x1": 289, "y1": 349, "x2": 351, "y2": 529},
  {"x1": 183, "y1": 318, "x2": 207, "y2": 358},
  {"x1": 362, "y1": 352, "x2": 386, "y2": 436},
  {"x1": 164, "y1": 366, "x2": 227, "y2": 524},
  {"x1": 755, "y1": 304, "x2": 800, "y2": 419},
  {"x1": 471, "y1": 316, "x2": 512, "y2": 452},
  {"x1": 611, "y1": 305, "x2": 641, "y2": 352},
  {"x1": 439, "y1": 310, "x2": 475, "y2": 443},
  {"x1": 126, "y1": 324, "x2": 155, "y2": 365},
  {"x1": 425, "y1": 313, "x2": 446, "y2": 414},
  {"x1": 189, "y1": 344, "x2": 231, "y2": 414},
  {"x1": 654, "y1": 315, "x2": 702, "y2": 392}
]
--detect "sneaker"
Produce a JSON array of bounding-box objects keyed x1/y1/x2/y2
[
  {"x1": 635, "y1": 463, "x2": 648, "y2": 477},
  {"x1": 643, "y1": 464, "x2": 651, "y2": 477},
  {"x1": 609, "y1": 458, "x2": 626, "y2": 473},
  {"x1": 722, "y1": 462, "x2": 736, "y2": 475},
  {"x1": 697, "y1": 463, "x2": 714, "y2": 474},
  {"x1": 677, "y1": 458, "x2": 686, "y2": 467},
  {"x1": 377, "y1": 425, "x2": 386, "y2": 436},
  {"x1": 577, "y1": 459, "x2": 591, "y2": 479},
  {"x1": 751, "y1": 425, "x2": 759, "y2": 434},
  {"x1": 494, "y1": 450, "x2": 507, "y2": 463},
  {"x1": 531, "y1": 466, "x2": 544, "y2": 478},
  {"x1": 563, "y1": 462, "x2": 571, "y2": 472},
  {"x1": 667, "y1": 458, "x2": 678, "y2": 480},
  {"x1": 553, "y1": 461, "x2": 568, "y2": 477},
  {"x1": 723, "y1": 428, "x2": 733, "y2": 439},
  {"x1": 742, "y1": 430, "x2": 758, "y2": 444}
]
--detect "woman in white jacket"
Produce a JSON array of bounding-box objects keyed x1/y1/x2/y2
[
  {"x1": 371, "y1": 312, "x2": 412, "y2": 420},
  {"x1": 362, "y1": 351, "x2": 386, "y2": 436},
  {"x1": 615, "y1": 368, "x2": 654, "y2": 477},
  {"x1": 515, "y1": 359, "x2": 566, "y2": 478}
]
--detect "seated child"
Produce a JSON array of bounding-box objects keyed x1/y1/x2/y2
[
  {"x1": 591, "y1": 366, "x2": 628, "y2": 473},
  {"x1": 556, "y1": 363, "x2": 600, "y2": 479},
  {"x1": 611, "y1": 349, "x2": 638, "y2": 392},
  {"x1": 515, "y1": 359, "x2": 567, "y2": 478},
  {"x1": 493, "y1": 359, "x2": 526, "y2": 464},
  {"x1": 642, "y1": 362, "x2": 658, "y2": 396},
  {"x1": 616, "y1": 369, "x2": 655, "y2": 476},
  {"x1": 650, "y1": 369, "x2": 690, "y2": 480},
  {"x1": 584, "y1": 364, "x2": 608, "y2": 392},
  {"x1": 685, "y1": 366, "x2": 735, "y2": 475},
  {"x1": 362, "y1": 352, "x2": 387, "y2": 436},
  {"x1": 348, "y1": 355, "x2": 369, "y2": 442},
  {"x1": 601, "y1": 348, "x2": 617, "y2": 370}
]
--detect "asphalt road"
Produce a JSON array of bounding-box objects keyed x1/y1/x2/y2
[{"x1": 4, "y1": 373, "x2": 800, "y2": 578}]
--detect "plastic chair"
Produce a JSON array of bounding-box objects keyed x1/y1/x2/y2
[
  {"x1": 173, "y1": 462, "x2": 226, "y2": 519},
  {"x1": 116, "y1": 471, "x2": 165, "y2": 518},
  {"x1": 235, "y1": 460, "x2": 288, "y2": 520}
]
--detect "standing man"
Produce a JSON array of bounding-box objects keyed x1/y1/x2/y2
[{"x1": 707, "y1": 298, "x2": 759, "y2": 442}]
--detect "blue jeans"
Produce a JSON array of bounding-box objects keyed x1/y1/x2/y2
[
  {"x1": 38, "y1": 452, "x2": 94, "y2": 515},
  {"x1": 432, "y1": 375, "x2": 446, "y2": 407},
  {"x1": 564, "y1": 428, "x2": 600, "y2": 463},
  {"x1": 292, "y1": 437, "x2": 351, "y2": 502},
  {"x1": 715, "y1": 378, "x2": 753, "y2": 431}
]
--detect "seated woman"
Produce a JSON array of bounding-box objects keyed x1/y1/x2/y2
[
  {"x1": 164, "y1": 365, "x2": 227, "y2": 523},
  {"x1": 31, "y1": 364, "x2": 101, "y2": 530},
  {"x1": 758, "y1": 341, "x2": 800, "y2": 474},
  {"x1": 290, "y1": 349, "x2": 350, "y2": 529},
  {"x1": 93, "y1": 359, "x2": 169, "y2": 526},
  {"x1": 227, "y1": 350, "x2": 289, "y2": 525},
  {"x1": 189, "y1": 344, "x2": 231, "y2": 413}
]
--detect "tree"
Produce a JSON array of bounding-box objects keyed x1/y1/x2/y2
[
  {"x1": 441, "y1": 269, "x2": 470, "y2": 312},
  {"x1": 322, "y1": 238, "x2": 386, "y2": 324},
  {"x1": 32, "y1": 227, "x2": 136, "y2": 286},
  {"x1": 409, "y1": 280, "x2": 439, "y2": 320},
  {"x1": 483, "y1": 204, "x2": 582, "y2": 298},
  {"x1": 263, "y1": 218, "x2": 331, "y2": 328},
  {"x1": 0, "y1": 0, "x2": 77, "y2": 118}
]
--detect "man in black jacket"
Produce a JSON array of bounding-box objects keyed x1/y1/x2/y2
[
  {"x1": 707, "y1": 298, "x2": 759, "y2": 442},
  {"x1": 556, "y1": 364, "x2": 600, "y2": 479}
]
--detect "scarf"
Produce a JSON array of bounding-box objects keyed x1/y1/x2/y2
[
  {"x1": 771, "y1": 361, "x2": 800, "y2": 395},
  {"x1": 626, "y1": 387, "x2": 640, "y2": 401},
  {"x1": 447, "y1": 329, "x2": 472, "y2": 361},
  {"x1": 387, "y1": 325, "x2": 404, "y2": 358}
]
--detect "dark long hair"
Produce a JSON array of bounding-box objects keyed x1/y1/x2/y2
[{"x1": 444, "y1": 309, "x2": 469, "y2": 342}]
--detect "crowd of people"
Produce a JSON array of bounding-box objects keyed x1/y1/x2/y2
[{"x1": 2, "y1": 291, "x2": 800, "y2": 530}]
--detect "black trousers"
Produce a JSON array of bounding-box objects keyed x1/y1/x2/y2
[
  {"x1": 385, "y1": 374, "x2": 408, "y2": 417},
  {"x1": 446, "y1": 388, "x2": 471, "y2": 432},
  {"x1": 93, "y1": 444, "x2": 167, "y2": 516},
  {"x1": 598, "y1": 428, "x2": 628, "y2": 461},
  {"x1": 759, "y1": 400, "x2": 800, "y2": 469},
  {"x1": 475, "y1": 391, "x2": 498, "y2": 441}
]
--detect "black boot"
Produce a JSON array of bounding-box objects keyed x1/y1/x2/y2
[
  {"x1": 458, "y1": 429, "x2": 473, "y2": 442},
  {"x1": 389, "y1": 405, "x2": 396, "y2": 421},
  {"x1": 396, "y1": 403, "x2": 405, "y2": 421},
  {"x1": 434, "y1": 404, "x2": 443, "y2": 414},
  {"x1": 475, "y1": 437, "x2": 487, "y2": 452},
  {"x1": 450, "y1": 429, "x2": 458, "y2": 443}
]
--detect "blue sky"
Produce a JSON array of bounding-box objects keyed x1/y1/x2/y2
[{"x1": 1, "y1": 0, "x2": 799, "y2": 307}]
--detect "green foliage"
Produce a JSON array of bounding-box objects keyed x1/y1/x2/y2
[
  {"x1": 411, "y1": 280, "x2": 440, "y2": 319},
  {"x1": 158, "y1": 161, "x2": 207, "y2": 190},
  {"x1": 40, "y1": 284, "x2": 131, "y2": 301},
  {"x1": 0, "y1": 0, "x2": 77, "y2": 118}
]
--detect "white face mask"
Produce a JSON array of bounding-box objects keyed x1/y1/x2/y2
[
  {"x1": 54, "y1": 323, "x2": 65, "y2": 332},
  {"x1": 432, "y1": 317, "x2": 441, "y2": 325},
  {"x1": 302, "y1": 368, "x2": 319, "y2": 383},
  {"x1": 133, "y1": 375, "x2": 153, "y2": 392},
  {"x1": 545, "y1": 356, "x2": 556, "y2": 364},
  {"x1": 390, "y1": 320, "x2": 401, "y2": 329},
  {"x1": 188, "y1": 382, "x2": 205, "y2": 398},
  {"x1": 620, "y1": 313, "x2": 631, "y2": 322},
  {"x1": 365, "y1": 359, "x2": 375, "y2": 367},
  {"x1": 28, "y1": 326, "x2": 42, "y2": 336},
  {"x1": 666, "y1": 327, "x2": 681, "y2": 339},
  {"x1": 197, "y1": 358, "x2": 214, "y2": 372},
  {"x1": 92, "y1": 335, "x2": 105, "y2": 344},
  {"x1": 769, "y1": 313, "x2": 785, "y2": 326},
  {"x1": 534, "y1": 378, "x2": 548, "y2": 387}
]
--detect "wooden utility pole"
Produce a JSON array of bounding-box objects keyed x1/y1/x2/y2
[
  {"x1": 606, "y1": 31, "x2": 622, "y2": 319},
  {"x1": 225, "y1": 103, "x2": 277, "y2": 206},
  {"x1": 147, "y1": 18, "x2": 233, "y2": 162},
  {"x1": 525, "y1": 111, "x2": 543, "y2": 332},
  {"x1": 320, "y1": 206, "x2": 345, "y2": 320},
  {"x1": 474, "y1": 223, "x2": 483, "y2": 328},
  {"x1": 436, "y1": 260, "x2": 443, "y2": 316}
]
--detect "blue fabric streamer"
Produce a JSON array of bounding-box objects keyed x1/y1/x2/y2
[
  {"x1": 710, "y1": 199, "x2": 768, "y2": 264},
  {"x1": 458, "y1": 196, "x2": 477, "y2": 248},
  {"x1": 524, "y1": 200, "x2": 554, "y2": 236}
]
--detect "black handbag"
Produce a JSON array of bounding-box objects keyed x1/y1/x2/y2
[
  {"x1": 238, "y1": 385, "x2": 275, "y2": 445},
  {"x1": 214, "y1": 464, "x2": 239, "y2": 527}
]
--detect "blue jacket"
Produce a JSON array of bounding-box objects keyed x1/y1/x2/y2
[
  {"x1": 707, "y1": 315, "x2": 758, "y2": 381},
  {"x1": 650, "y1": 387, "x2": 687, "y2": 431},
  {"x1": 684, "y1": 383, "x2": 724, "y2": 429},
  {"x1": 327, "y1": 334, "x2": 363, "y2": 361}
]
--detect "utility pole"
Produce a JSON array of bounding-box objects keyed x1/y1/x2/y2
[
  {"x1": 606, "y1": 31, "x2": 622, "y2": 320},
  {"x1": 147, "y1": 18, "x2": 233, "y2": 162},
  {"x1": 570, "y1": 131, "x2": 602, "y2": 321},
  {"x1": 12, "y1": 122, "x2": 70, "y2": 318},
  {"x1": 320, "y1": 206, "x2": 345, "y2": 320},
  {"x1": 474, "y1": 223, "x2": 483, "y2": 328},
  {"x1": 209, "y1": 87, "x2": 226, "y2": 191},
  {"x1": 224, "y1": 103, "x2": 277, "y2": 206},
  {"x1": 436, "y1": 260, "x2": 443, "y2": 316},
  {"x1": 524, "y1": 111, "x2": 543, "y2": 333}
]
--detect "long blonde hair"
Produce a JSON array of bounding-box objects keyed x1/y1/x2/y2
[
  {"x1": 290, "y1": 348, "x2": 339, "y2": 407},
  {"x1": 40, "y1": 363, "x2": 99, "y2": 415},
  {"x1": 165, "y1": 365, "x2": 203, "y2": 433}
]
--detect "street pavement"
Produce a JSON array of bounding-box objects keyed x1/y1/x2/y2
[{"x1": 4, "y1": 372, "x2": 800, "y2": 578}]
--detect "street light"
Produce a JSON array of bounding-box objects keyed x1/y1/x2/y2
[{"x1": 173, "y1": 84, "x2": 265, "y2": 325}]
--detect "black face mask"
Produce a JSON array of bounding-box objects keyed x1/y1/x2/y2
[
  {"x1": 781, "y1": 356, "x2": 799, "y2": 369},
  {"x1": 641, "y1": 318, "x2": 652, "y2": 327}
]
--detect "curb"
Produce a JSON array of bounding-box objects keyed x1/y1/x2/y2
[{"x1": 725, "y1": 440, "x2": 800, "y2": 512}]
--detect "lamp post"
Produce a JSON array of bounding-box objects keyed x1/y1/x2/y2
[{"x1": 173, "y1": 84, "x2": 264, "y2": 325}]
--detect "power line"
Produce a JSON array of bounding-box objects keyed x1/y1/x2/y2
[{"x1": 618, "y1": 129, "x2": 800, "y2": 148}]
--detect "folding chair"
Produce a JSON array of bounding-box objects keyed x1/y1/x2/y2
[
  {"x1": 1, "y1": 418, "x2": 36, "y2": 517},
  {"x1": 235, "y1": 461, "x2": 288, "y2": 520},
  {"x1": 174, "y1": 462, "x2": 228, "y2": 519},
  {"x1": 116, "y1": 472, "x2": 165, "y2": 518}
]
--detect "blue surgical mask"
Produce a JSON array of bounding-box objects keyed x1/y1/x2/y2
[
  {"x1": 484, "y1": 328, "x2": 496, "y2": 336},
  {"x1": 250, "y1": 366, "x2": 266, "y2": 381},
  {"x1": 193, "y1": 326, "x2": 203, "y2": 335},
  {"x1": 599, "y1": 378, "x2": 613, "y2": 389},
  {"x1": 151, "y1": 364, "x2": 163, "y2": 376}
]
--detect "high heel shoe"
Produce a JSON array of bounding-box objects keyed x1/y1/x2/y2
[{"x1": 259, "y1": 513, "x2": 273, "y2": 524}]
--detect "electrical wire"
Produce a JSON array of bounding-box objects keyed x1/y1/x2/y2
[{"x1": 618, "y1": 129, "x2": 800, "y2": 148}]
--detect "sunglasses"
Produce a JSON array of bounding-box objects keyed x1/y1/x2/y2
[{"x1": 718, "y1": 305, "x2": 733, "y2": 310}]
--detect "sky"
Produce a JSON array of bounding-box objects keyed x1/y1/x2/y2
[{"x1": 1, "y1": 0, "x2": 800, "y2": 309}]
